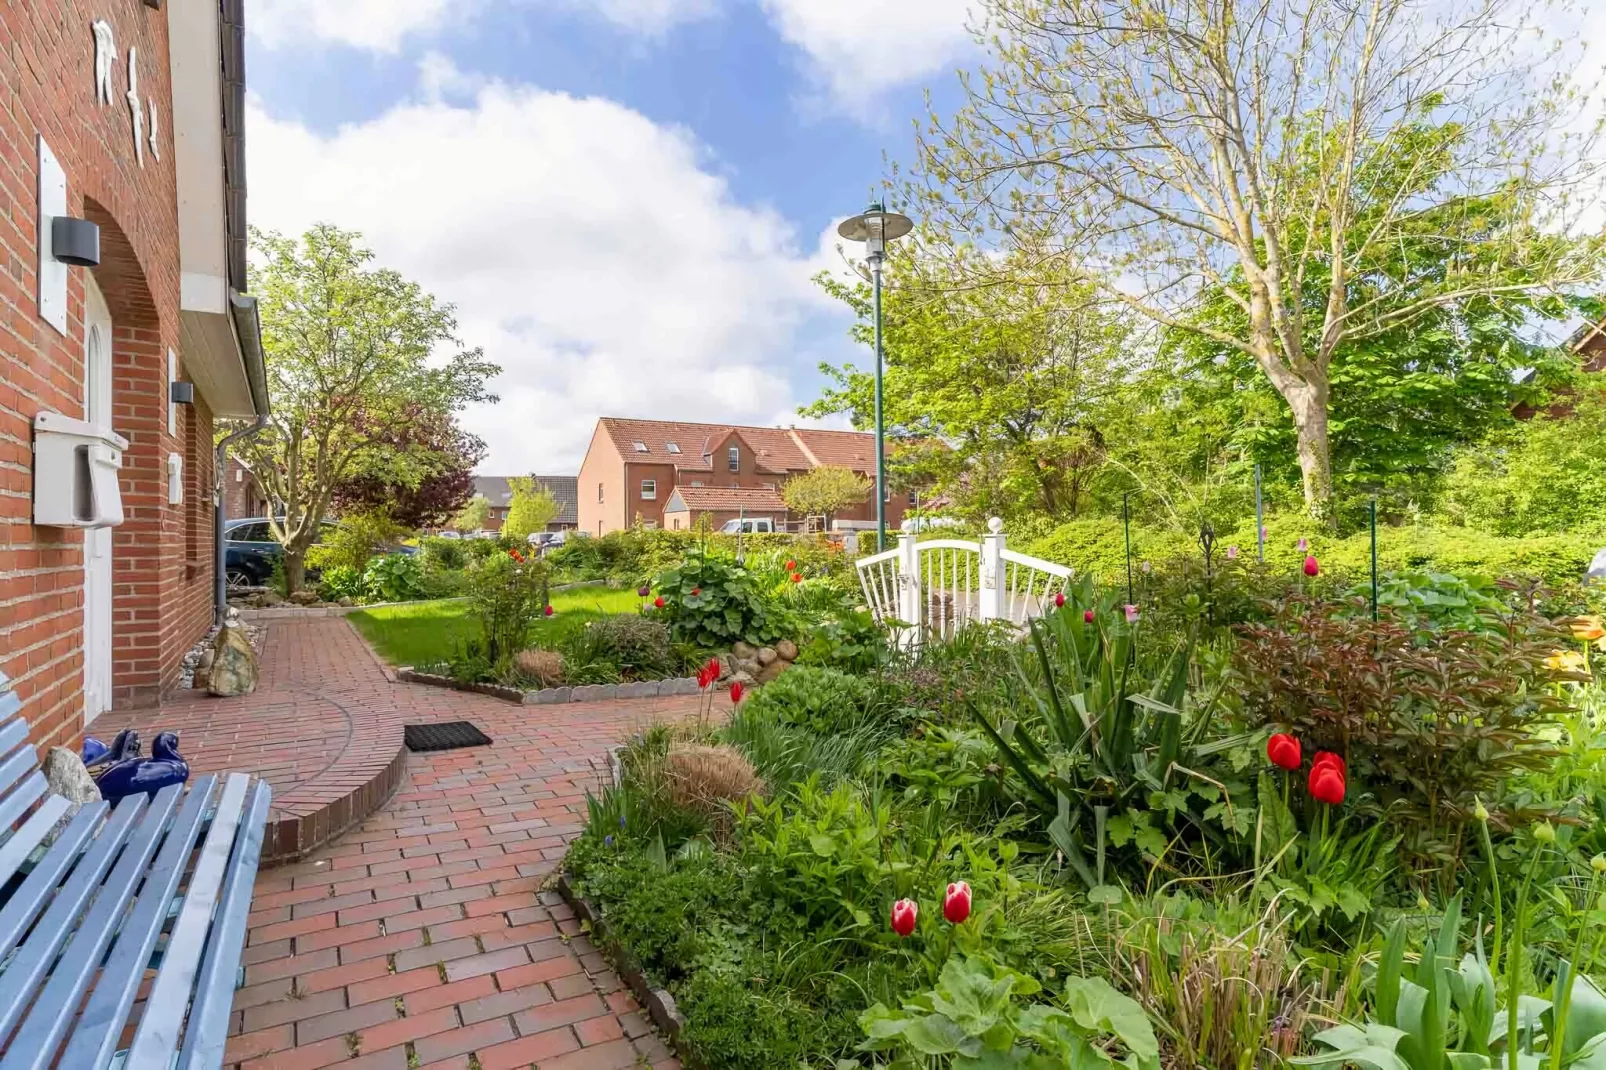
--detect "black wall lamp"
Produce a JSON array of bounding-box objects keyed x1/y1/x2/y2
[
  {"x1": 50, "y1": 216, "x2": 100, "y2": 267},
  {"x1": 170, "y1": 382, "x2": 195, "y2": 405}
]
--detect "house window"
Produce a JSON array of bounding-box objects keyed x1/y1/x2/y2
[
  {"x1": 633, "y1": 440, "x2": 649, "y2": 452},
  {"x1": 691, "y1": 481, "x2": 703, "y2": 488},
  {"x1": 666, "y1": 442, "x2": 681, "y2": 454},
  {"x1": 597, "y1": 482, "x2": 604, "y2": 502},
  {"x1": 643, "y1": 520, "x2": 658, "y2": 529},
  {"x1": 728, "y1": 446, "x2": 739, "y2": 471},
  {"x1": 641, "y1": 479, "x2": 657, "y2": 500},
  {"x1": 673, "y1": 518, "x2": 681, "y2": 530},
  {"x1": 908, "y1": 490, "x2": 918, "y2": 506}
]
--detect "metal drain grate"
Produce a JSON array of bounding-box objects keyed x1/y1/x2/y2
[{"x1": 403, "y1": 721, "x2": 492, "y2": 753}]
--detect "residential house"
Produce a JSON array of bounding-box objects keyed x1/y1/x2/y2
[
  {"x1": 224, "y1": 455, "x2": 270, "y2": 521},
  {"x1": 1, "y1": 1, "x2": 269, "y2": 747},
  {"x1": 576, "y1": 418, "x2": 909, "y2": 535},
  {"x1": 472, "y1": 475, "x2": 579, "y2": 532}
]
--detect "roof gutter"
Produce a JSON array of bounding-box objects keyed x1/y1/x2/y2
[{"x1": 214, "y1": 294, "x2": 270, "y2": 624}]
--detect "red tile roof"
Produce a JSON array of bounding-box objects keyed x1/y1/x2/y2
[
  {"x1": 598, "y1": 417, "x2": 887, "y2": 476},
  {"x1": 664, "y1": 486, "x2": 788, "y2": 512}
]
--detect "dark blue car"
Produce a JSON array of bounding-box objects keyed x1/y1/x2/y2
[{"x1": 224, "y1": 518, "x2": 413, "y2": 589}]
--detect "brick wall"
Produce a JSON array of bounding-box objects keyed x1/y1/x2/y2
[{"x1": 1, "y1": 2, "x2": 215, "y2": 746}]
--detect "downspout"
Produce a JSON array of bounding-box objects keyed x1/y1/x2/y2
[{"x1": 215, "y1": 293, "x2": 270, "y2": 625}]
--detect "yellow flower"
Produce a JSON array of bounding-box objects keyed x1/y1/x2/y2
[
  {"x1": 1568, "y1": 616, "x2": 1606, "y2": 642},
  {"x1": 1546, "y1": 650, "x2": 1588, "y2": 672}
]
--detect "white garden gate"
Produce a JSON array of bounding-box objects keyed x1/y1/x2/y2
[{"x1": 856, "y1": 518, "x2": 1074, "y2": 641}]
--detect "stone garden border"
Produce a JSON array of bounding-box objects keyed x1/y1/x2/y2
[{"x1": 394, "y1": 668, "x2": 706, "y2": 705}]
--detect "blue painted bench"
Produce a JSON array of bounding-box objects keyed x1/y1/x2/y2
[{"x1": 0, "y1": 669, "x2": 272, "y2": 1070}]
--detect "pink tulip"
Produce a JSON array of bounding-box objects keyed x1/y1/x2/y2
[
  {"x1": 1226, "y1": 545, "x2": 1239, "y2": 560},
  {"x1": 943, "y1": 881, "x2": 972, "y2": 924},
  {"x1": 544, "y1": 605, "x2": 554, "y2": 617},
  {"x1": 890, "y1": 898, "x2": 918, "y2": 937},
  {"x1": 1084, "y1": 609, "x2": 1094, "y2": 623},
  {"x1": 1297, "y1": 537, "x2": 1309, "y2": 552},
  {"x1": 1054, "y1": 592, "x2": 1065, "y2": 608},
  {"x1": 1124, "y1": 604, "x2": 1140, "y2": 624}
]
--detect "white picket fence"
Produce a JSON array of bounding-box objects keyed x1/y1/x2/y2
[{"x1": 856, "y1": 518, "x2": 1074, "y2": 640}]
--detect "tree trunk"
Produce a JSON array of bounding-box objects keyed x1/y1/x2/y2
[
  {"x1": 1286, "y1": 379, "x2": 1334, "y2": 524},
  {"x1": 283, "y1": 550, "x2": 306, "y2": 595}
]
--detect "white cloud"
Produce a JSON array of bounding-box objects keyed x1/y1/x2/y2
[
  {"x1": 760, "y1": 0, "x2": 978, "y2": 106},
  {"x1": 246, "y1": 65, "x2": 844, "y2": 474},
  {"x1": 250, "y1": 0, "x2": 455, "y2": 52}
]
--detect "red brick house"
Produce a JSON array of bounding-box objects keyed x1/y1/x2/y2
[
  {"x1": 576, "y1": 418, "x2": 908, "y2": 535},
  {"x1": 1, "y1": 1, "x2": 268, "y2": 748},
  {"x1": 470, "y1": 475, "x2": 578, "y2": 533}
]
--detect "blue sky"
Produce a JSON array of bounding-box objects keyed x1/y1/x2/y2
[{"x1": 245, "y1": 0, "x2": 977, "y2": 474}]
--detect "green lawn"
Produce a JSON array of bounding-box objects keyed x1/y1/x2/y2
[{"x1": 349, "y1": 584, "x2": 643, "y2": 666}]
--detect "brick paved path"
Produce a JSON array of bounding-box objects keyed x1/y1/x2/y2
[{"x1": 215, "y1": 618, "x2": 698, "y2": 1070}]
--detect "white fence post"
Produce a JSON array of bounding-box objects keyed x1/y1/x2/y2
[
  {"x1": 978, "y1": 517, "x2": 1005, "y2": 622},
  {"x1": 896, "y1": 534, "x2": 922, "y2": 630}
]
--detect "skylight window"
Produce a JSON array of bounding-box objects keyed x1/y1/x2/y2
[
  {"x1": 666, "y1": 442, "x2": 681, "y2": 454},
  {"x1": 633, "y1": 441, "x2": 648, "y2": 452}
]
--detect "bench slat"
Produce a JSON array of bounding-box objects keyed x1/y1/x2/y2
[
  {"x1": 0, "y1": 758, "x2": 45, "y2": 832},
  {"x1": 0, "y1": 716, "x2": 28, "y2": 766},
  {"x1": 0, "y1": 793, "x2": 68, "y2": 889},
  {"x1": 122, "y1": 773, "x2": 250, "y2": 1070},
  {"x1": 177, "y1": 779, "x2": 273, "y2": 1070},
  {"x1": 57, "y1": 776, "x2": 218, "y2": 1070},
  {"x1": 0, "y1": 803, "x2": 106, "y2": 958},
  {"x1": 0, "y1": 784, "x2": 185, "y2": 1070},
  {"x1": 0, "y1": 794, "x2": 148, "y2": 1040}
]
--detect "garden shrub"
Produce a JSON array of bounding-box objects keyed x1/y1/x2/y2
[
  {"x1": 556, "y1": 624, "x2": 625, "y2": 685},
  {"x1": 578, "y1": 615, "x2": 673, "y2": 679},
  {"x1": 742, "y1": 666, "x2": 875, "y2": 736},
  {"x1": 649, "y1": 551, "x2": 789, "y2": 649},
  {"x1": 305, "y1": 508, "x2": 407, "y2": 573},
  {"x1": 360, "y1": 552, "x2": 426, "y2": 603},
  {"x1": 417, "y1": 535, "x2": 468, "y2": 571},
  {"x1": 467, "y1": 551, "x2": 548, "y2": 664},
  {"x1": 316, "y1": 564, "x2": 364, "y2": 603}
]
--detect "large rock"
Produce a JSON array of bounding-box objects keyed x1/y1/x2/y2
[
  {"x1": 288, "y1": 589, "x2": 320, "y2": 606},
  {"x1": 775, "y1": 639, "x2": 798, "y2": 662},
  {"x1": 731, "y1": 641, "x2": 756, "y2": 659},
  {"x1": 43, "y1": 747, "x2": 101, "y2": 809},
  {"x1": 1589, "y1": 548, "x2": 1606, "y2": 583},
  {"x1": 755, "y1": 658, "x2": 788, "y2": 684},
  {"x1": 208, "y1": 624, "x2": 259, "y2": 697},
  {"x1": 756, "y1": 647, "x2": 778, "y2": 667}
]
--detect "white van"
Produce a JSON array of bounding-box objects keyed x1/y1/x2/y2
[{"x1": 719, "y1": 517, "x2": 776, "y2": 534}]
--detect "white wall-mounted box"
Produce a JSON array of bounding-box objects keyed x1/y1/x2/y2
[{"x1": 33, "y1": 411, "x2": 128, "y2": 528}]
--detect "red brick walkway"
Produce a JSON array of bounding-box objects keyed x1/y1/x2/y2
[{"x1": 134, "y1": 617, "x2": 697, "y2": 1070}]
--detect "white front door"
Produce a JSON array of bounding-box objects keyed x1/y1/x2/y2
[{"x1": 83, "y1": 277, "x2": 114, "y2": 723}]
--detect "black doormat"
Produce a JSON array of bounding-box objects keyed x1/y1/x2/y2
[{"x1": 404, "y1": 721, "x2": 492, "y2": 753}]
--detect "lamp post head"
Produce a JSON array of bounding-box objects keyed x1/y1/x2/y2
[{"x1": 838, "y1": 203, "x2": 913, "y2": 260}]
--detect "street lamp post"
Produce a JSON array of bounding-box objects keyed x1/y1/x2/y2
[{"x1": 837, "y1": 202, "x2": 912, "y2": 551}]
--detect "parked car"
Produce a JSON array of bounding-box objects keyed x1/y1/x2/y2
[
  {"x1": 223, "y1": 517, "x2": 352, "y2": 589},
  {"x1": 719, "y1": 517, "x2": 776, "y2": 534}
]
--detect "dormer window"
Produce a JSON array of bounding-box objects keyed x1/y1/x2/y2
[
  {"x1": 727, "y1": 446, "x2": 739, "y2": 471},
  {"x1": 633, "y1": 441, "x2": 648, "y2": 453},
  {"x1": 666, "y1": 442, "x2": 681, "y2": 454}
]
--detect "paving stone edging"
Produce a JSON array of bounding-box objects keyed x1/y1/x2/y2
[{"x1": 395, "y1": 668, "x2": 704, "y2": 704}]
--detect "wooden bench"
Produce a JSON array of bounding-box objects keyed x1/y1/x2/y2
[{"x1": 0, "y1": 669, "x2": 271, "y2": 1070}]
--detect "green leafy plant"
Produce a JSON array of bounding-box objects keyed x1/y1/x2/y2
[
  {"x1": 573, "y1": 615, "x2": 673, "y2": 680},
  {"x1": 650, "y1": 551, "x2": 789, "y2": 648},
  {"x1": 744, "y1": 666, "x2": 879, "y2": 736},
  {"x1": 1356, "y1": 570, "x2": 1508, "y2": 636},
  {"x1": 853, "y1": 953, "x2": 1161, "y2": 1070},
  {"x1": 467, "y1": 552, "x2": 548, "y2": 663},
  {"x1": 360, "y1": 552, "x2": 426, "y2": 603},
  {"x1": 316, "y1": 564, "x2": 364, "y2": 603},
  {"x1": 305, "y1": 507, "x2": 408, "y2": 573}
]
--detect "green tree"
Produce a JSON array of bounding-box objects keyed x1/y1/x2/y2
[
  {"x1": 807, "y1": 245, "x2": 1135, "y2": 521},
  {"x1": 915, "y1": 0, "x2": 1606, "y2": 521},
  {"x1": 452, "y1": 494, "x2": 491, "y2": 533},
  {"x1": 1440, "y1": 383, "x2": 1606, "y2": 536},
  {"x1": 240, "y1": 224, "x2": 498, "y2": 591},
  {"x1": 503, "y1": 478, "x2": 560, "y2": 540},
  {"x1": 780, "y1": 465, "x2": 871, "y2": 525}
]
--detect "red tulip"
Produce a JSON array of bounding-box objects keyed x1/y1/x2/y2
[
  {"x1": 943, "y1": 881, "x2": 972, "y2": 924},
  {"x1": 1312, "y1": 751, "x2": 1345, "y2": 777},
  {"x1": 1054, "y1": 592, "x2": 1065, "y2": 608},
  {"x1": 1083, "y1": 609, "x2": 1094, "y2": 623},
  {"x1": 1266, "y1": 733, "x2": 1302, "y2": 771},
  {"x1": 653, "y1": 596, "x2": 665, "y2": 609},
  {"x1": 890, "y1": 898, "x2": 918, "y2": 937},
  {"x1": 544, "y1": 605, "x2": 554, "y2": 617},
  {"x1": 790, "y1": 572, "x2": 802, "y2": 583},
  {"x1": 697, "y1": 659, "x2": 719, "y2": 690},
  {"x1": 1303, "y1": 555, "x2": 1319, "y2": 577},
  {"x1": 691, "y1": 587, "x2": 700, "y2": 596},
  {"x1": 785, "y1": 559, "x2": 796, "y2": 571},
  {"x1": 1309, "y1": 765, "x2": 1345, "y2": 805},
  {"x1": 729, "y1": 681, "x2": 744, "y2": 704}
]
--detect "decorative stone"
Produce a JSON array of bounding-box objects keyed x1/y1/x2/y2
[
  {"x1": 207, "y1": 623, "x2": 259, "y2": 696},
  {"x1": 42, "y1": 746, "x2": 100, "y2": 811},
  {"x1": 547, "y1": 687, "x2": 573, "y2": 704},
  {"x1": 756, "y1": 658, "x2": 787, "y2": 685},
  {"x1": 730, "y1": 670, "x2": 756, "y2": 687},
  {"x1": 198, "y1": 649, "x2": 215, "y2": 670},
  {"x1": 288, "y1": 589, "x2": 319, "y2": 606},
  {"x1": 717, "y1": 656, "x2": 735, "y2": 681},
  {"x1": 756, "y1": 647, "x2": 778, "y2": 667},
  {"x1": 1589, "y1": 548, "x2": 1606, "y2": 583},
  {"x1": 337, "y1": 596, "x2": 355, "y2": 607},
  {"x1": 775, "y1": 639, "x2": 798, "y2": 661},
  {"x1": 731, "y1": 641, "x2": 756, "y2": 659}
]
